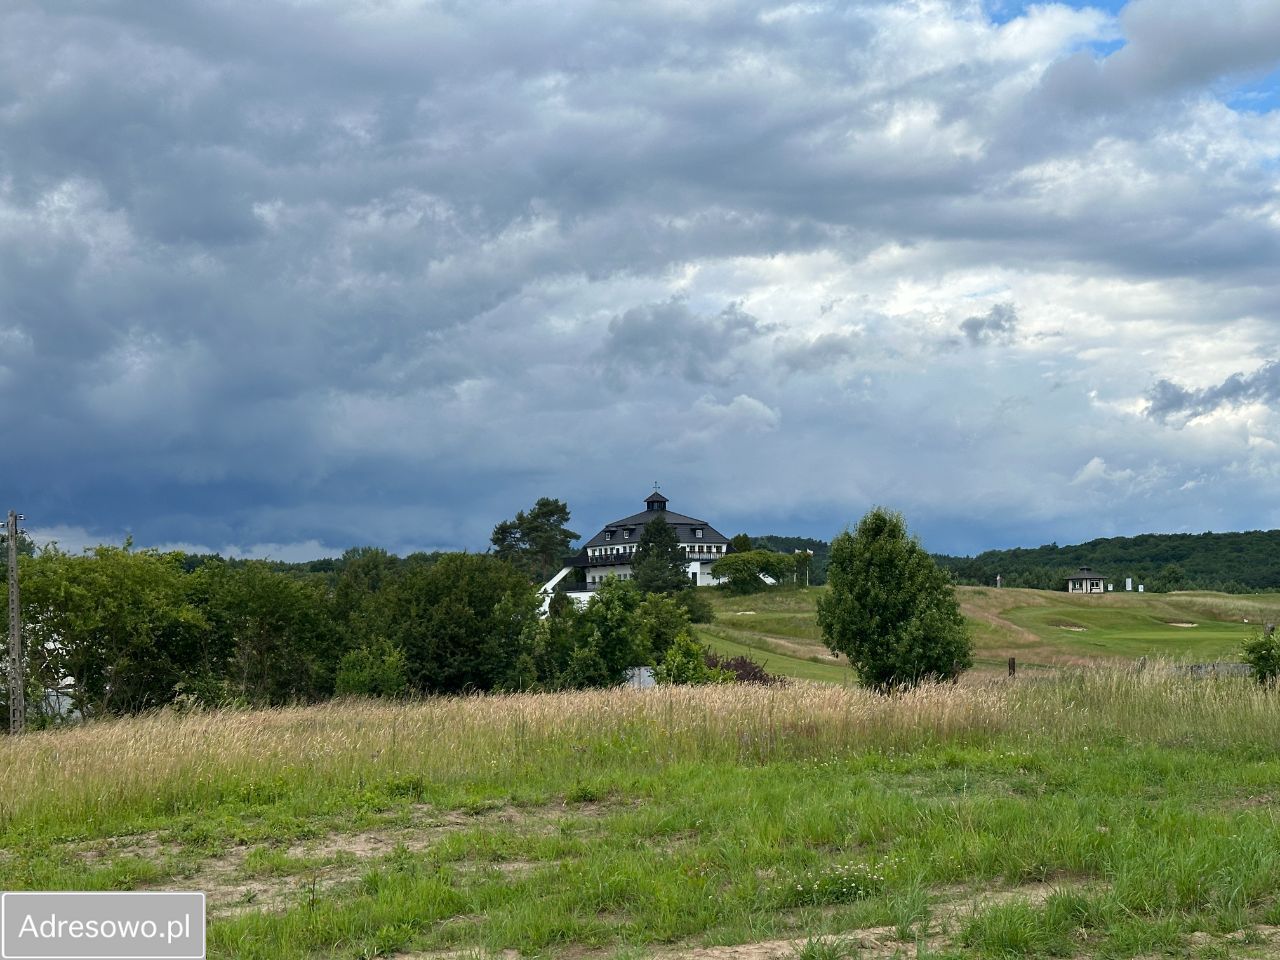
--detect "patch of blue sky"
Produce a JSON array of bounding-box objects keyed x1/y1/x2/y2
[
  {"x1": 983, "y1": 0, "x2": 1128, "y2": 28},
  {"x1": 1223, "y1": 66, "x2": 1280, "y2": 115}
]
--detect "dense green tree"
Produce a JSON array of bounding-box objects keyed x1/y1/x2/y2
[
  {"x1": 490, "y1": 498, "x2": 579, "y2": 583},
  {"x1": 677, "y1": 588, "x2": 715, "y2": 624},
  {"x1": 13, "y1": 544, "x2": 209, "y2": 718},
  {"x1": 934, "y1": 529, "x2": 1280, "y2": 594},
  {"x1": 0, "y1": 528, "x2": 36, "y2": 558},
  {"x1": 818, "y1": 508, "x2": 972, "y2": 690},
  {"x1": 636, "y1": 593, "x2": 690, "y2": 663},
  {"x1": 753, "y1": 536, "x2": 830, "y2": 585},
  {"x1": 383, "y1": 553, "x2": 540, "y2": 694},
  {"x1": 525, "y1": 592, "x2": 580, "y2": 688},
  {"x1": 335, "y1": 637, "x2": 408, "y2": 697},
  {"x1": 194, "y1": 560, "x2": 341, "y2": 705},
  {"x1": 730, "y1": 533, "x2": 754, "y2": 554},
  {"x1": 334, "y1": 547, "x2": 400, "y2": 626},
  {"x1": 560, "y1": 643, "x2": 613, "y2": 689},
  {"x1": 576, "y1": 577, "x2": 644, "y2": 684},
  {"x1": 711, "y1": 550, "x2": 795, "y2": 594},
  {"x1": 631, "y1": 515, "x2": 690, "y2": 595}
]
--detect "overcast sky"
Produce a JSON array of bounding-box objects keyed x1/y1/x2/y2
[{"x1": 2, "y1": 0, "x2": 1280, "y2": 560}]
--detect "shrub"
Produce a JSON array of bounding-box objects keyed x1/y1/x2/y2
[
  {"x1": 704, "y1": 651, "x2": 785, "y2": 686},
  {"x1": 654, "y1": 631, "x2": 732, "y2": 686},
  {"x1": 1242, "y1": 628, "x2": 1280, "y2": 684},
  {"x1": 711, "y1": 550, "x2": 794, "y2": 594},
  {"x1": 678, "y1": 588, "x2": 715, "y2": 623},
  {"x1": 335, "y1": 638, "x2": 409, "y2": 698}
]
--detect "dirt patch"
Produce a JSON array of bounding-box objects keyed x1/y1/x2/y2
[
  {"x1": 399, "y1": 932, "x2": 914, "y2": 960},
  {"x1": 933, "y1": 880, "x2": 1085, "y2": 919},
  {"x1": 72, "y1": 831, "x2": 166, "y2": 864},
  {"x1": 654, "y1": 930, "x2": 904, "y2": 959},
  {"x1": 1166, "y1": 622, "x2": 1198, "y2": 628},
  {"x1": 64, "y1": 801, "x2": 614, "y2": 919},
  {"x1": 400, "y1": 882, "x2": 1101, "y2": 960},
  {"x1": 284, "y1": 805, "x2": 538, "y2": 861}
]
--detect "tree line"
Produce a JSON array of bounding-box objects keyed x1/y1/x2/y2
[
  {"x1": 933, "y1": 529, "x2": 1280, "y2": 593},
  {"x1": 0, "y1": 499, "x2": 792, "y2": 727}
]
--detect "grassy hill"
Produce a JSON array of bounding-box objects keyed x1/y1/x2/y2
[
  {"x1": 701, "y1": 586, "x2": 1280, "y2": 682},
  {"x1": 935, "y1": 528, "x2": 1280, "y2": 592}
]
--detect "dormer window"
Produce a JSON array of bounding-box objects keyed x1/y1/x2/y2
[
  {"x1": 695, "y1": 529, "x2": 703, "y2": 539},
  {"x1": 605, "y1": 531, "x2": 612, "y2": 541},
  {"x1": 624, "y1": 530, "x2": 630, "y2": 539}
]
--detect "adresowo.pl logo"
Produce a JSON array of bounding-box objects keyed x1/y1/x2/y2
[{"x1": 2, "y1": 892, "x2": 205, "y2": 959}]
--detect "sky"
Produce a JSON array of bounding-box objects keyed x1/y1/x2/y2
[{"x1": 2, "y1": 0, "x2": 1280, "y2": 561}]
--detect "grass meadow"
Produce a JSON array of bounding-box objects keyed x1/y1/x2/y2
[
  {"x1": 703, "y1": 586, "x2": 1280, "y2": 682},
  {"x1": 4, "y1": 666, "x2": 1280, "y2": 958}
]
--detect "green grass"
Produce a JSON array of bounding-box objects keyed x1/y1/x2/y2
[
  {"x1": 700, "y1": 585, "x2": 1280, "y2": 675},
  {"x1": 697, "y1": 626, "x2": 852, "y2": 684},
  {"x1": 5, "y1": 673, "x2": 1280, "y2": 958}
]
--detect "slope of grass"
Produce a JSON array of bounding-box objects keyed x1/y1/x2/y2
[
  {"x1": 703, "y1": 585, "x2": 1280, "y2": 674},
  {"x1": 697, "y1": 627, "x2": 851, "y2": 684},
  {"x1": 5, "y1": 673, "x2": 1280, "y2": 958}
]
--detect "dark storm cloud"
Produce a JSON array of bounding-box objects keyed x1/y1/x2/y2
[
  {"x1": 1146, "y1": 362, "x2": 1280, "y2": 424},
  {"x1": 777, "y1": 332, "x2": 861, "y2": 373},
  {"x1": 960, "y1": 303, "x2": 1018, "y2": 346},
  {"x1": 1, "y1": 0, "x2": 1279, "y2": 554},
  {"x1": 601, "y1": 300, "x2": 772, "y2": 385}
]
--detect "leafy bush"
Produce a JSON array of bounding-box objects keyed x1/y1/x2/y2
[
  {"x1": 704, "y1": 651, "x2": 785, "y2": 686},
  {"x1": 711, "y1": 550, "x2": 795, "y2": 594},
  {"x1": 335, "y1": 638, "x2": 408, "y2": 697},
  {"x1": 636, "y1": 594, "x2": 690, "y2": 662},
  {"x1": 654, "y1": 631, "x2": 732, "y2": 686},
  {"x1": 1242, "y1": 628, "x2": 1280, "y2": 684},
  {"x1": 678, "y1": 588, "x2": 715, "y2": 623}
]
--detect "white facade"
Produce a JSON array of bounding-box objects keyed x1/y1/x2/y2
[
  {"x1": 539, "y1": 492, "x2": 732, "y2": 610},
  {"x1": 1066, "y1": 568, "x2": 1105, "y2": 594},
  {"x1": 581, "y1": 543, "x2": 728, "y2": 587}
]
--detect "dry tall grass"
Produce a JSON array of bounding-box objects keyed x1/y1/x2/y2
[{"x1": 2, "y1": 665, "x2": 1276, "y2": 838}]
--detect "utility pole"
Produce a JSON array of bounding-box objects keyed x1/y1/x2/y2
[{"x1": 7, "y1": 510, "x2": 23, "y2": 735}]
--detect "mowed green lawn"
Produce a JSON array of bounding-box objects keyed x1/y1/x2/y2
[{"x1": 701, "y1": 585, "x2": 1280, "y2": 681}]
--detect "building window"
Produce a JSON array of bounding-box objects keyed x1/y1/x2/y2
[
  {"x1": 624, "y1": 530, "x2": 630, "y2": 539},
  {"x1": 605, "y1": 532, "x2": 612, "y2": 541},
  {"x1": 695, "y1": 529, "x2": 703, "y2": 538}
]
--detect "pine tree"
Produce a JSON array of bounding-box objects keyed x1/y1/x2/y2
[{"x1": 632, "y1": 515, "x2": 691, "y2": 595}]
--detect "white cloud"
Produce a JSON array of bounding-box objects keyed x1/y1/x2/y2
[{"x1": 0, "y1": 0, "x2": 1278, "y2": 554}]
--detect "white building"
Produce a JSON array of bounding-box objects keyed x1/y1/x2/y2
[
  {"x1": 1065, "y1": 567, "x2": 1105, "y2": 594},
  {"x1": 540, "y1": 491, "x2": 732, "y2": 609}
]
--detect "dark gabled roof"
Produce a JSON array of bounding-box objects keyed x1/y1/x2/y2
[
  {"x1": 583, "y1": 498, "x2": 729, "y2": 549},
  {"x1": 1066, "y1": 567, "x2": 1103, "y2": 580}
]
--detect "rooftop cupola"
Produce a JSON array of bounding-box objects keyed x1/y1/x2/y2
[{"x1": 645, "y1": 490, "x2": 669, "y2": 512}]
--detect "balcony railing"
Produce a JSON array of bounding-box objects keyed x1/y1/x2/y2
[
  {"x1": 583, "y1": 550, "x2": 725, "y2": 566},
  {"x1": 554, "y1": 580, "x2": 599, "y2": 594}
]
